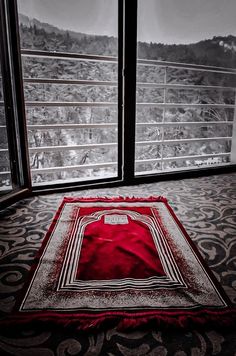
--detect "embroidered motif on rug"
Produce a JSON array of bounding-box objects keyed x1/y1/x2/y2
[{"x1": 5, "y1": 197, "x2": 236, "y2": 329}]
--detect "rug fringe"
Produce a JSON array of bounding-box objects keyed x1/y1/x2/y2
[
  {"x1": 115, "y1": 311, "x2": 236, "y2": 330},
  {"x1": 1, "y1": 309, "x2": 236, "y2": 331},
  {"x1": 63, "y1": 196, "x2": 168, "y2": 203}
]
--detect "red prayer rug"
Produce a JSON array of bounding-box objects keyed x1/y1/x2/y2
[{"x1": 6, "y1": 197, "x2": 236, "y2": 329}]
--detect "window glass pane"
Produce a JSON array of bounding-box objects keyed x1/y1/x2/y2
[
  {"x1": 0, "y1": 63, "x2": 12, "y2": 195},
  {"x1": 17, "y1": 0, "x2": 118, "y2": 186},
  {"x1": 135, "y1": 0, "x2": 236, "y2": 176}
]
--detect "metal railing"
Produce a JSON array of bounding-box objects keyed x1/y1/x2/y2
[
  {"x1": 136, "y1": 59, "x2": 235, "y2": 172},
  {"x1": 0, "y1": 49, "x2": 236, "y2": 183}
]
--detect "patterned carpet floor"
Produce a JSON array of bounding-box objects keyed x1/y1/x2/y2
[{"x1": 0, "y1": 173, "x2": 236, "y2": 355}]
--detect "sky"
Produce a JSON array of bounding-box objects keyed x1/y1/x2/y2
[{"x1": 18, "y1": 0, "x2": 236, "y2": 44}]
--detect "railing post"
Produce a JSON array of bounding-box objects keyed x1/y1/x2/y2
[
  {"x1": 231, "y1": 90, "x2": 236, "y2": 164},
  {"x1": 160, "y1": 66, "x2": 167, "y2": 171}
]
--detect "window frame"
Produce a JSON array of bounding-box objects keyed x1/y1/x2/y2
[{"x1": 0, "y1": 0, "x2": 31, "y2": 209}]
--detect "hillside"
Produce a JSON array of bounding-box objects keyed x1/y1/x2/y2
[
  {"x1": 138, "y1": 36, "x2": 236, "y2": 68},
  {"x1": 19, "y1": 14, "x2": 118, "y2": 56},
  {"x1": 19, "y1": 14, "x2": 236, "y2": 68}
]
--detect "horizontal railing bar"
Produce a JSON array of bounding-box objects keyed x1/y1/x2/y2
[
  {"x1": 20, "y1": 49, "x2": 236, "y2": 74},
  {"x1": 32, "y1": 172, "x2": 117, "y2": 186},
  {"x1": 1, "y1": 101, "x2": 235, "y2": 109},
  {"x1": 137, "y1": 136, "x2": 232, "y2": 145},
  {"x1": 31, "y1": 161, "x2": 117, "y2": 173},
  {"x1": 22, "y1": 101, "x2": 235, "y2": 108},
  {"x1": 0, "y1": 120, "x2": 231, "y2": 130},
  {"x1": 135, "y1": 158, "x2": 162, "y2": 164},
  {"x1": 0, "y1": 136, "x2": 232, "y2": 153},
  {"x1": 163, "y1": 152, "x2": 231, "y2": 161},
  {"x1": 0, "y1": 170, "x2": 10, "y2": 175},
  {"x1": 22, "y1": 78, "x2": 236, "y2": 92},
  {"x1": 0, "y1": 187, "x2": 12, "y2": 192},
  {"x1": 24, "y1": 78, "x2": 118, "y2": 86},
  {"x1": 25, "y1": 101, "x2": 117, "y2": 107},
  {"x1": 27, "y1": 123, "x2": 117, "y2": 129},
  {"x1": 1, "y1": 121, "x2": 233, "y2": 129},
  {"x1": 135, "y1": 162, "x2": 232, "y2": 175},
  {"x1": 135, "y1": 152, "x2": 231, "y2": 164},
  {"x1": 137, "y1": 121, "x2": 233, "y2": 126},
  {"x1": 137, "y1": 58, "x2": 236, "y2": 74},
  {"x1": 138, "y1": 64, "x2": 235, "y2": 75},
  {"x1": 23, "y1": 121, "x2": 233, "y2": 130},
  {"x1": 28, "y1": 142, "x2": 117, "y2": 152},
  {"x1": 136, "y1": 82, "x2": 236, "y2": 91},
  {"x1": 21, "y1": 49, "x2": 117, "y2": 63},
  {"x1": 137, "y1": 103, "x2": 235, "y2": 108}
]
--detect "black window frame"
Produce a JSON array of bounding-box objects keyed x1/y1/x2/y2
[{"x1": 0, "y1": 0, "x2": 31, "y2": 209}]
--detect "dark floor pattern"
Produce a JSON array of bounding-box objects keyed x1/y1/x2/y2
[{"x1": 0, "y1": 173, "x2": 236, "y2": 355}]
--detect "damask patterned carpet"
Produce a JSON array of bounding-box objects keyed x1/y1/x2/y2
[{"x1": 0, "y1": 173, "x2": 236, "y2": 355}]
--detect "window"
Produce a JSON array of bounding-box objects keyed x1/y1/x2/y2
[
  {"x1": 0, "y1": 0, "x2": 30, "y2": 207},
  {"x1": 135, "y1": 0, "x2": 236, "y2": 176},
  {"x1": 17, "y1": 0, "x2": 121, "y2": 187}
]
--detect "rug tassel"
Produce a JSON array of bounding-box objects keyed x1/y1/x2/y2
[{"x1": 1, "y1": 310, "x2": 236, "y2": 331}]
